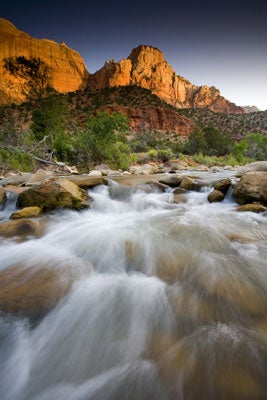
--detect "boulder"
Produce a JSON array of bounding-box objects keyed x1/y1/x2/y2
[
  {"x1": 10, "y1": 206, "x2": 43, "y2": 219},
  {"x1": 233, "y1": 172, "x2": 267, "y2": 205},
  {"x1": 180, "y1": 176, "x2": 201, "y2": 191},
  {"x1": 214, "y1": 178, "x2": 232, "y2": 195},
  {"x1": 236, "y1": 203, "x2": 267, "y2": 213},
  {"x1": 16, "y1": 178, "x2": 89, "y2": 212},
  {"x1": 0, "y1": 219, "x2": 43, "y2": 238},
  {"x1": 208, "y1": 190, "x2": 225, "y2": 203},
  {"x1": 129, "y1": 163, "x2": 159, "y2": 175},
  {"x1": 235, "y1": 161, "x2": 267, "y2": 177},
  {"x1": 25, "y1": 169, "x2": 54, "y2": 185},
  {"x1": 159, "y1": 174, "x2": 182, "y2": 187},
  {"x1": 61, "y1": 175, "x2": 107, "y2": 188}
]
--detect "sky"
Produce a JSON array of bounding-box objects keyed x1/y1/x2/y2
[{"x1": 1, "y1": 0, "x2": 267, "y2": 110}]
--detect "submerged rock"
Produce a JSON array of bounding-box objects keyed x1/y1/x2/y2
[
  {"x1": 0, "y1": 219, "x2": 43, "y2": 238},
  {"x1": 236, "y1": 203, "x2": 267, "y2": 213},
  {"x1": 0, "y1": 265, "x2": 74, "y2": 318},
  {"x1": 16, "y1": 177, "x2": 89, "y2": 211}
]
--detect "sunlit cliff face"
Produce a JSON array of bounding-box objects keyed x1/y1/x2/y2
[
  {"x1": 88, "y1": 45, "x2": 244, "y2": 114},
  {"x1": 0, "y1": 18, "x2": 88, "y2": 105}
]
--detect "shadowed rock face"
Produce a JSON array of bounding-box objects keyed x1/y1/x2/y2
[
  {"x1": 0, "y1": 18, "x2": 88, "y2": 104},
  {"x1": 88, "y1": 45, "x2": 244, "y2": 114}
]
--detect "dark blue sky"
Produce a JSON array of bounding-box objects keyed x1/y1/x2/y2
[{"x1": 1, "y1": 0, "x2": 267, "y2": 109}]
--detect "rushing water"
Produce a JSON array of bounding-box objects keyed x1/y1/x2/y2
[{"x1": 0, "y1": 172, "x2": 267, "y2": 400}]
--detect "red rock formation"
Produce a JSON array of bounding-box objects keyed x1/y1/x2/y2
[
  {"x1": 0, "y1": 18, "x2": 88, "y2": 104},
  {"x1": 98, "y1": 104, "x2": 195, "y2": 137},
  {"x1": 88, "y1": 45, "x2": 244, "y2": 114}
]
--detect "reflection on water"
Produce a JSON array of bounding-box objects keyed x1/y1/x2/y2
[{"x1": 0, "y1": 174, "x2": 267, "y2": 400}]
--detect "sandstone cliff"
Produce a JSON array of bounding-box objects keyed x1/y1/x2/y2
[
  {"x1": 88, "y1": 45, "x2": 244, "y2": 114},
  {"x1": 0, "y1": 18, "x2": 88, "y2": 104}
]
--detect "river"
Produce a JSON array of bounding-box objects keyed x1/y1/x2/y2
[{"x1": 0, "y1": 171, "x2": 267, "y2": 400}]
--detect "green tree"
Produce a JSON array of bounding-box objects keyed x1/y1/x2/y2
[
  {"x1": 76, "y1": 111, "x2": 129, "y2": 168},
  {"x1": 244, "y1": 133, "x2": 267, "y2": 160},
  {"x1": 184, "y1": 127, "x2": 206, "y2": 154},
  {"x1": 31, "y1": 91, "x2": 71, "y2": 161}
]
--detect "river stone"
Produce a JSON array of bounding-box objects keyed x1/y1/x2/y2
[
  {"x1": 10, "y1": 206, "x2": 43, "y2": 219},
  {"x1": 16, "y1": 178, "x2": 89, "y2": 211},
  {"x1": 0, "y1": 265, "x2": 73, "y2": 318},
  {"x1": 173, "y1": 193, "x2": 187, "y2": 203},
  {"x1": 214, "y1": 178, "x2": 231, "y2": 195},
  {"x1": 0, "y1": 219, "x2": 42, "y2": 238},
  {"x1": 233, "y1": 172, "x2": 267, "y2": 205},
  {"x1": 158, "y1": 175, "x2": 182, "y2": 187},
  {"x1": 61, "y1": 175, "x2": 107, "y2": 188},
  {"x1": 236, "y1": 203, "x2": 267, "y2": 213},
  {"x1": 180, "y1": 176, "x2": 200, "y2": 191},
  {"x1": 208, "y1": 190, "x2": 225, "y2": 203}
]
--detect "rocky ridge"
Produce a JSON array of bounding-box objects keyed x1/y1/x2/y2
[
  {"x1": 88, "y1": 45, "x2": 244, "y2": 114},
  {"x1": 0, "y1": 20, "x2": 243, "y2": 115}
]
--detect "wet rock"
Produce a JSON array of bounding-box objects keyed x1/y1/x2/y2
[
  {"x1": 236, "y1": 203, "x2": 267, "y2": 213},
  {"x1": 136, "y1": 181, "x2": 167, "y2": 193},
  {"x1": 233, "y1": 172, "x2": 267, "y2": 205},
  {"x1": 62, "y1": 175, "x2": 107, "y2": 188},
  {"x1": 0, "y1": 187, "x2": 7, "y2": 208},
  {"x1": 180, "y1": 176, "x2": 200, "y2": 191},
  {"x1": 216, "y1": 367, "x2": 266, "y2": 399},
  {"x1": 158, "y1": 174, "x2": 182, "y2": 187},
  {"x1": 10, "y1": 206, "x2": 43, "y2": 219},
  {"x1": 214, "y1": 178, "x2": 231, "y2": 195},
  {"x1": 173, "y1": 193, "x2": 187, "y2": 203},
  {"x1": 0, "y1": 219, "x2": 43, "y2": 238},
  {"x1": 208, "y1": 190, "x2": 225, "y2": 203},
  {"x1": 17, "y1": 178, "x2": 89, "y2": 212},
  {"x1": 0, "y1": 265, "x2": 74, "y2": 318}
]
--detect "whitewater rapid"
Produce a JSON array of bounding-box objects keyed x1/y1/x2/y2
[{"x1": 0, "y1": 173, "x2": 267, "y2": 400}]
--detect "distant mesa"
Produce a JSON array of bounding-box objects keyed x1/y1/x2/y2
[{"x1": 0, "y1": 18, "x2": 243, "y2": 114}]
